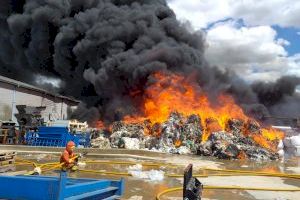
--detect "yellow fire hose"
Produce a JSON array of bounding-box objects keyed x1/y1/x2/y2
[
  {"x1": 167, "y1": 172, "x2": 300, "y2": 179},
  {"x1": 78, "y1": 169, "x2": 132, "y2": 176},
  {"x1": 155, "y1": 186, "x2": 300, "y2": 200},
  {"x1": 14, "y1": 157, "x2": 300, "y2": 199},
  {"x1": 14, "y1": 157, "x2": 300, "y2": 180},
  {"x1": 83, "y1": 160, "x2": 178, "y2": 168},
  {"x1": 202, "y1": 167, "x2": 300, "y2": 178},
  {"x1": 15, "y1": 157, "x2": 38, "y2": 168},
  {"x1": 16, "y1": 156, "x2": 80, "y2": 174}
]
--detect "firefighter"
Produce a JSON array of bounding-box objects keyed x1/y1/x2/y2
[{"x1": 60, "y1": 141, "x2": 78, "y2": 171}]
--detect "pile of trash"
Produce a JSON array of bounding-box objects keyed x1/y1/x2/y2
[
  {"x1": 91, "y1": 112, "x2": 282, "y2": 160},
  {"x1": 282, "y1": 127, "x2": 300, "y2": 156}
]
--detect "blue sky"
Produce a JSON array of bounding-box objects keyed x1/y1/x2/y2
[
  {"x1": 273, "y1": 26, "x2": 300, "y2": 56},
  {"x1": 168, "y1": 0, "x2": 300, "y2": 82}
]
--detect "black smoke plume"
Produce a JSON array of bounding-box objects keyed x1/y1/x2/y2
[
  {"x1": 252, "y1": 76, "x2": 300, "y2": 119},
  {"x1": 0, "y1": 0, "x2": 299, "y2": 126}
]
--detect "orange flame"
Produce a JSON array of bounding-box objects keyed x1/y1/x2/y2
[
  {"x1": 174, "y1": 139, "x2": 182, "y2": 147},
  {"x1": 237, "y1": 151, "x2": 247, "y2": 160},
  {"x1": 261, "y1": 128, "x2": 284, "y2": 141},
  {"x1": 123, "y1": 71, "x2": 284, "y2": 151},
  {"x1": 96, "y1": 121, "x2": 105, "y2": 129},
  {"x1": 251, "y1": 128, "x2": 284, "y2": 151}
]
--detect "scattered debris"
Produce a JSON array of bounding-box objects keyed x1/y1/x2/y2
[
  {"x1": 91, "y1": 136, "x2": 111, "y2": 149},
  {"x1": 36, "y1": 154, "x2": 47, "y2": 161},
  {"x1": 91, "y1": 112, "x2": 282, "y2": 160},
  {"x1": 198, "y1": 131, "x2": 279, "y2": 160},
  {"x1": 33, "y1": 167, "x2": 42, "y2": 175},
  {"x1": 284, "y1": 134, "x2": 300, "y2": 156},
  {"x1": 127, "y1": 164, "x2": 164, "y2": 181},
  {"x1": 127, "y1": 196, "x2": 143, "y2": 200},
  {"x1": 120, "y1": 137, "x2": 140, "y2": 150},
  {"x1": 78, "y1": 162, "x2": 87, "y2": 168}
]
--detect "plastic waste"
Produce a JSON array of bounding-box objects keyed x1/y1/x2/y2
[
  {"x1": 128, "y1": 164, "x2": 164, "y2": 181},
  {"x1": 277, "y1": 140, "x2": 284, "y2": 149},
  {"x1": 290, "y1": 135, "x2": 300, "y2": 146}
]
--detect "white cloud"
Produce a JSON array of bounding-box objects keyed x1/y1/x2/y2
[
  {"x1": 168, "y1": 0, "x2": 300, "y2": 82},
  {"x1": 231, "y1": 0, "x2": 300, "y2": 28},
  {"x1": 297, "y1": 32, "x2": 300, "y2": 35},
  {"x1": 168, "y1": 0, "x2": 231, "y2": 28},
  {"x1": 204, "y1": 21, "x2": 299, "y2": 82},
  {"x1": 168, "y1": 0, "x2": 300, "y2": 28},
  {"x1": 286, "y1": 53, "x2": 300, "y2": 77},
  {"x1": 277, "y1": 38, "x2": 290, "y2": 46}
]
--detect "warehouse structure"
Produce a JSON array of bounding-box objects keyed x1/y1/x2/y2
[{"x1": 0, "y1": 75, "x2": 79, "y2": 125}]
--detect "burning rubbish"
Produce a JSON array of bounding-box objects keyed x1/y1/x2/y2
[
  {"x1": 0, "y1": 0, "x2": 296, "y2": 160},
  {"x1": 91, "y1": 72, "x2": 284, "y2": 160},
  {"x1": 92, "y1": 112, "x2": 283, "y2": 160}
]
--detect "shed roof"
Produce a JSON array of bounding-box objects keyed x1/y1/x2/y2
[{"x1": 0, "y1": 75, "x2": 80, "y2": 104}]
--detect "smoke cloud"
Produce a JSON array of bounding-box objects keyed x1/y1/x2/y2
[
  {"x1": 0, "y1": 0, "x2": 299, "y2": 125},
  {"x1": 252, "y1": 76, "x2": 300, "y2": 119}
]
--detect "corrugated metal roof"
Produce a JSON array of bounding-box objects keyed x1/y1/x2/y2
[{"x1": 0, "y1": 75, "x2": 80, "y2": 104}]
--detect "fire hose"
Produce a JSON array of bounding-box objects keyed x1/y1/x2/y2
[
  {"x1": 14, "y1": 157, "x2": 300, "y2": 179},
  {"x1": 155, "y1": 186, "x2": 300, "y2": 200},
  {"x1": 14, "y1": 157, "x2": 300, "y2": 199}
]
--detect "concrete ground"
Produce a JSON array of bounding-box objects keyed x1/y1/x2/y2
[{"x1": 1, "y1": 145, "x2": 300, "y2": 200}]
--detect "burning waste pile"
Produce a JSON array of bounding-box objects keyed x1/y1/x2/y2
[
  {"x1": 91, "y1": 111, "x2": 284, "y2": 160},
  {"x1": 90, "y1": 72, "x2": 284, "y2": 160},
  {"x1": 1, "y1": 0, "x2": 295, "y2": 160}
]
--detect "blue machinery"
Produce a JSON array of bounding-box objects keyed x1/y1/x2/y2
[
  {"x1": 25, "y1": 127, "x2": 91, "y2": 147},
  {"x1": 0, "y1": 172, "x2": 124, "y2": 200}
]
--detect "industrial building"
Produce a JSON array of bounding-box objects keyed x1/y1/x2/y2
[{"x1": 0, "y1": 75, "x2": 79, "y2": 125}]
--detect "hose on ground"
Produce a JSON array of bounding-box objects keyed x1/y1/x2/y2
[
  {"x1": 84, "y1": 160, "x2": 178, "y2": 168},
  {"x1": 155, "y1": 186, "x2": 300, "y2": 200},
  {"x1": 166, "y1": 172, "x2": 300, "y2": 179},
  {"x1": 15, "y1": 158, "x2": 38, "y2": 168},
  {"x1": 13, "y1": 157, "x2": 300, "y2": 199},
  {"x1": 203, "y1": 167, "x2": 300, "y2": 178},
  {"x1": 14, "y1": 157, "x2": 300, "y2": 180}
]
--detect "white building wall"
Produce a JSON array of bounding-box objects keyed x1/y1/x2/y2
[
  {"x1": 0, "y1": 85, "x2": 13, "y2": 120},
  {"x1": 59, "y1": 102, "x2": 69, "y2": 120},
  {"x1": 15, "y1": 89, "x2": 43, "y2": 106},
  {"x1": 40, "y1": 97, "x2": 60, "y2": 121},
  {"x1": 0, "y1": 81, "x2": 78, "y2": 124}
]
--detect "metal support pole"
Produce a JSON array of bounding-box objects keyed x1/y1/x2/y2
[
  {"x1": 11, "y1": 86, "x2": 16, "y2": 122},
  {"x1": 61, "y1": 99, "x2": 63, "y2": 120},
  {"x1": 57, "y1": 171, "x2": 67, "y2": 200}
]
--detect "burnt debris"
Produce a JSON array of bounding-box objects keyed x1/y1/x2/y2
[{"x1": 91, "y1": 112, "x2": 281, "y2": 160}]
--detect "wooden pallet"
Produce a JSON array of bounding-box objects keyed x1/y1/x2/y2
[
  {"x1": 0, "y1": 154, "x2": 16, "y2": 161},
  {"x1": 0, "y1": 151, "x2": 16, "y2": 157},
  {"x1": 0, "y1": 151, "x2": 16, "y2": 173},
  {"x1": 0, "y1": 158, "x2": 14, "y2": 165}
]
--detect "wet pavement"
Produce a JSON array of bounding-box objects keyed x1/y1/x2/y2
[{"x1": 14, "y1": 152, "x2": 300, "y2": 200}]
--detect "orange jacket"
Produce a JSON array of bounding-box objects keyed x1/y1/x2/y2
[{"x1": 60, "y1": 149, "x2": 75, "y2": 164}]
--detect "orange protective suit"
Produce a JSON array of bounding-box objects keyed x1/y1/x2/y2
[{"x1": 60, "y1": 141, "x2": 77, "y2": 168}]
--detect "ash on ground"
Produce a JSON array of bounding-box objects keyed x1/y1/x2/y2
[{"x1": 91, "y1": 112, "x2": 282, "y2": 160}]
